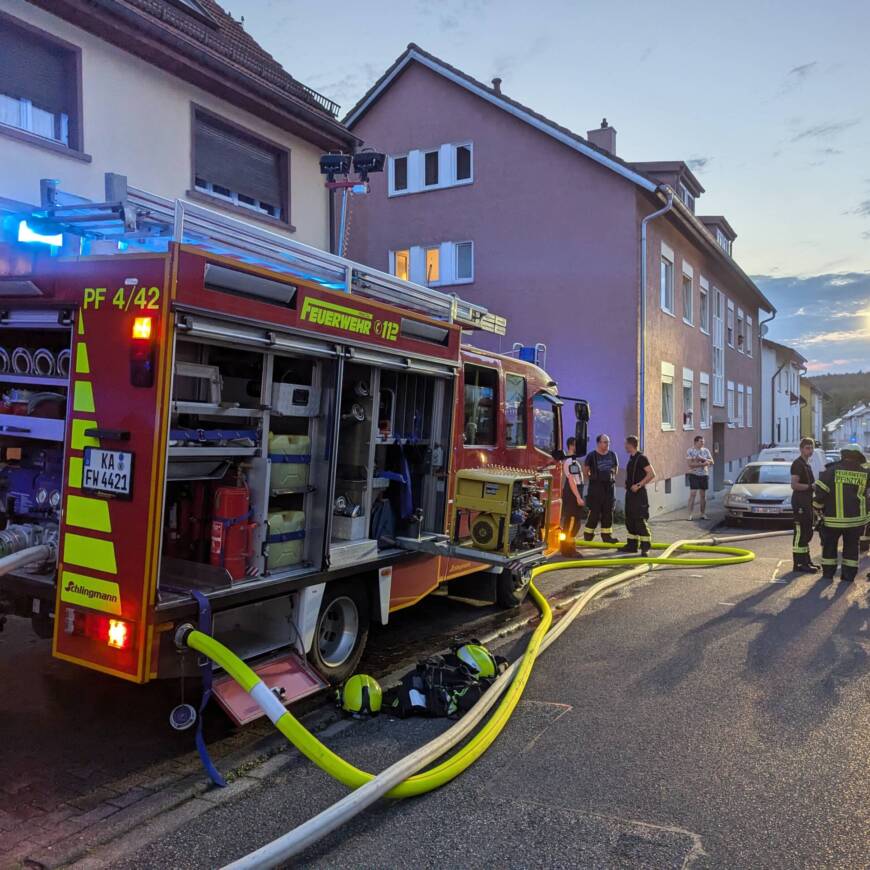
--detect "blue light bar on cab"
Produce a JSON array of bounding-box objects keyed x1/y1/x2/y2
[{"x1": 17, "y1": 220, "x2": 62, "y2": 247}]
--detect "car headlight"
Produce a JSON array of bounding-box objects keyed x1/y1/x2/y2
[{"x1": 727, "y1": 493, "x2": 749, "y2": 506}]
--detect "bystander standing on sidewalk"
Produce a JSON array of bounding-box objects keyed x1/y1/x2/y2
[{"x1": 687, "y1": 435, "x2": 714, "y2": 520}]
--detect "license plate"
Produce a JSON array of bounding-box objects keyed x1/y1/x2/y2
[
  {"x1": 82, "y1": 448, "x2": 134, "y2": 499},
  {"x1": 751, "y1": 505, "x2": 780, "y2": 514}
]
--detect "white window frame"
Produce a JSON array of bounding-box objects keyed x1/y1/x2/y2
[
  {"x1": 390, "y1": 248, "x2": 410, "y2": 281},
  {"x1": 387, "y1": 142, "x2": 474, "y2": 197},
  {"x1": 453, "y1": 142, "x2": 474, "y2": 185},
  {"x1": 454, "y1": 240, "x2": 474, "y2": 284},
  {"x1": 682, "y1": 367, "x2": 695, "y2": 430},
  {"x1": 712, "y1": 289, "x2": 725, "y2": 406},
  {"x1": 660, "y1": 243, "x2": 675, "y2": 315},
  {"x1": 699, "y1": 372, "x2": 710, "y2": 429},
  {"x1": 661, "y1": 361, "x2": 675, "y2": 431},
  {"x1": 423, "y1": 149, "x2": 440, "y2": 188},
  {"x1": 736, "y1": 307, "x2": 745, "y2": 354},
  {"x1": 727, "y1": 380, "x2": 735, "y2": 428},
  {"x1": 745, "y1": 316, "x2": 753, "y2": 357},
  {"x1": 737, "y1": 383, "x2": 745, "y2": 428},
  {"x1": 388, "y1": 154, "x2": 409, "y2": 195},
  {"x1": 699, "y1": 276, "x2": 710, "y2": 334},
  {"x1": 746, "y1": 385, "x2": 753, "y2": 428},
  {"x1": 678, "y1": 181, "x2": 695, "y2": 212},
  {"x1": 425, "y1": 246, "x2": 440, "y2": 284},
  {"x1": 726, "y1": 299, "x2": 735, "y2": 348},
  {"x1": 681, "y1": 262, "x2": 694, "y2": 325}
]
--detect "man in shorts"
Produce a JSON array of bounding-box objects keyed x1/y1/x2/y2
[{"x1": 687, "y1": 434, "x2": 713, "y2": 520}]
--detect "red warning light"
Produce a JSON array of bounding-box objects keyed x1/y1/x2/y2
[{"x1": 107, "y1": 619, "x2": 130, "y2": 650}]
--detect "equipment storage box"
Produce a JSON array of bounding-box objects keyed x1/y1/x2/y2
[
  {"x1": 269, "y1": 434, "x2": 311, "y2": 494},
  {"x1": 267, "y1": 510, "x2": 305, "y2": 569}
]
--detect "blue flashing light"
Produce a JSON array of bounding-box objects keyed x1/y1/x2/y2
[{"x1": 17, "y1": 220, "x2": 62, "y2": 247}]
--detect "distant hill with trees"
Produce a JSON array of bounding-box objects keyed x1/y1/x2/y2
[{"x1": 807, "y1": 371, "x2": 870, "y2": 421}]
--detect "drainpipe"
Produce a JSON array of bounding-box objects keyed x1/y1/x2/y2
[{"x1": 639, "y1": 190, "x2": 674, "y2": 448}]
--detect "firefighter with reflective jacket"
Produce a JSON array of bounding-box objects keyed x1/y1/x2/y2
[
  {"x1": 812, "y1": 447, "x2": 870, "y2": 582},
  {"x1": 618, "y1": 435, "x2": 655, "y2": 556},
  {"x1": 790, "y1": 437, "x2": 820, "y2": 573},
  {"x1": 583, "y1": 434, "x2": 620, "y2": 544}
]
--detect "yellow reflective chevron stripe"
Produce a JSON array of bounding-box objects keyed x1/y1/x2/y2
[
  {"x1": 75, "y1": 343, "x2": 90, "y2": 374},
  {"x1": 60, "y1": 570, "x2": 121, "y2": 615},
  {"x1": 63, "y1": 532, "x2": 117, "y2": 574},
  {"x1": 70, "y1": 418, "x2": 99, "y2": 451},
  {"x1": 68, "y1": 456, "x2": 83, "y2": 488},
  {"x1": 73, "y1": 381, "x2": 95, "y2": 413},
  {"x1": 815, "y1": 480, "x2": 830, "y2": 492},
  {"x1": 66, "y1": 495, "x2": 111, "y2": 532}
]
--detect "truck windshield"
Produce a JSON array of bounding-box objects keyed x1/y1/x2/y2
[{"x1": 736, "y1": 465, "x2": 791, "y2": 485}]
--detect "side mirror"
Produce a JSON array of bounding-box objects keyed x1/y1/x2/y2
[
  {"x1": 575, "y1": 400, "x2": 590, "y2": 422},
  {"x1": 724, "y1": 479, "x2": 734, "y2": 487}
]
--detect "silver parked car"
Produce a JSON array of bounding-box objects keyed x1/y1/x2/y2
[{"x1": 724, "y1": 461, "x2": 794, "y2": 522}]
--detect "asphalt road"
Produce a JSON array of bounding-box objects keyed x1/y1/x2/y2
[{"x1": 99, "y1": 533, "x2": 869, "y2": 870}]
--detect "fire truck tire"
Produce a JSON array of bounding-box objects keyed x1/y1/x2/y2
[
  {"x1": 496, "y1": 565, "x2": 531, "y2": 609},
  {"x1": 307, "y1": 581, "x2": 370, "y2": 684}
]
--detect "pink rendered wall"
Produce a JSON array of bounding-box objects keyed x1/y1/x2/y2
[{"x1": 346, "y1": 62, "x2": 641, "y2": 455}]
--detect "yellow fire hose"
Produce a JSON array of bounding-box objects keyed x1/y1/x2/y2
[{"x1": 183, "y1": 536, "x2": 762, "y2": 804}]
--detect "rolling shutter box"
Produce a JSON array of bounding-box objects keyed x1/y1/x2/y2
[
  {"x1": 0, "y1": 21, "x2": 74, "y2": 116},
  {"x1": 194, "y1": 114, "x2": 283, "y2": 207}
]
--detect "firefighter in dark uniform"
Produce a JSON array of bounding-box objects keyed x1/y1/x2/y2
[
  {"x1": 790, "y1": 437, "x2": 820, "y2": 573},
  {"x1": 618, "y1": 436, "x2": 655, "y2": 556},
  {"x1": 583, "y1": 434, "x2": 619, "y2": 544},
  {"x1": 812, "y1": 447, "x2": 870, "y2": 582},
  {"x1": 560, "y1": 436, "x2": 585, "y2": 556}
]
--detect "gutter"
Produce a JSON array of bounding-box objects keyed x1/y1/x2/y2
[{"x1": 639, "y1": 189, "x2": 674, "y2": 448}]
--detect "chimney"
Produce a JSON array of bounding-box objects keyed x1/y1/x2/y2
[
  {"x1": 587, "y1": 118, "x2": 616, "y2": 155},
  {"x1": 491, "y1": 77, "x2": 502, "y2": 95}
]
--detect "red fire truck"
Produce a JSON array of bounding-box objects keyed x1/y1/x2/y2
[{"x1": 0, "y1": 189, "x2": 581, "y2": 717}]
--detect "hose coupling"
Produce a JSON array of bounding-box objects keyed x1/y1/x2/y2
[{"x1": 174, "y1": 622, "x2": 197, "y2": 650}]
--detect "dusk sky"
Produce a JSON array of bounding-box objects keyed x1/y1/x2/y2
[{"x1": 223, "y1": 0, "x2": 870, "y2": 374}]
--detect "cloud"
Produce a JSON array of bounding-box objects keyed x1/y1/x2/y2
[
  {"x1": 791, "y1": 119, "x2": 860, "y2": 142},
  {"x1": 686, "y1": 157, "x2": 710, "y2": 172},
  {"x1": 793, "y1": 326, "x2": 870, "y2": 347},
  {"x1": 862, "y1": 230, "x2": 870, "y2": 240},
  {"x1": 848, "y1": 200, "x2": 870, "y2": 217},
  {"x1": 789, "y1": 61, "x2": 818, "y2": 78}
]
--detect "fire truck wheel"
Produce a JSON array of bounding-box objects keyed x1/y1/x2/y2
[
  {"x1": 496, "y1": 566, "x2": 531, "y2": 609},
  {"x1": 308, "y1": 582, "x2": 370, "y2": 684}
]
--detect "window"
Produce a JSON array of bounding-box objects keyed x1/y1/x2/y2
[
  {"x1": 727, "y1": 381, "x2": 735, "y2": 427},
  {"x1": 682, "y1": 368, "x2": 694, "y2": 430},
  {"x1": 726, "y1": 300, "x2": 735, "y2": 347},
  {"x1": 699, "y1": 277, "x2": 710, "y2": 333},
  {"x1": 660, "y1": 245, "x2": 675, "y2": 314},
  {"x1": 390, "y1": 155, "x2": 408, "y2": 193},
  {"x1": 712, "y1": 289, "x2": 725, "y2": 406},
  {"x1": 736, "y1": 308, "x2": 745, "y2": 353},
  {"x1": 455, "y1": 241, "x2": 474, "y2": 282},
  {"x1": 699, "y1": 373, "x2": 710, "y2": 428},
  {"x1": 678, "y1": 182, "x2": 695, "y2": 213},
  {"x1": 505, "y1": 374, "x2": 527, "y2": 447},
  {"x1": 745, "y1": 316, "x2": 753, "y2": 357},
  {"x1": 0, "y1": 15, "x2": 81, "y2": 151},
  {"x1": 389, "y1": 241, "x2": 472, "y2": 286},
  {"x1": 737, "y1": 464, "x2": 791, "y2": 485},
  {"x1": 392, "y1": 249, "x2": 409, "y2": 281},
  {"x1": 425, "y1": 247, "x2": 440, "y2": 284},
  {"x1": 193, "y1": 109, "x2": 286, "y2": 221},
  {"x1": 456, "y1": 144, "x2": 472, "y2": 181},
  {"x1": 682, "y1": 264, "x2": 694, "y2": 324},
  {"x1": 424, "y1": 150, "x2": 439, "y2": 186},
  {"x1": 716, "y1": 228, "x2": 732, "y2": 255},
  {"x1": 463, "y1": 366, "x2": 497, "y2": 446},
  {"x1": 746, "y1": 386, "x2": 753, "y2": 428},
  {"x1": 737, "y1": 384, "x2": 745, "y2": 427},
  {"x1": 661, "y1": 361, "x2": 675, "y2": 430},
  {"x1": 532, "y1": 394, "x2": 558, "y2": 454}
]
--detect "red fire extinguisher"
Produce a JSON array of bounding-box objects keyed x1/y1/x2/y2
[{"x1": 210, "y1": 485, "x2": 254, "y2": 581}]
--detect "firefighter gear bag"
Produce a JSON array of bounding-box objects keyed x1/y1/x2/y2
[{"x1": 385, "y1": 642, "x2": 508, "y2": 720}]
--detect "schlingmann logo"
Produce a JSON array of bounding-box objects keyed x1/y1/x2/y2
[{"x1": 65, "y1": 579, "x2": 118, "y2": 605}]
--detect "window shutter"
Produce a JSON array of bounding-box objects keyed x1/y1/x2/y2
[
  {"x1": 0, "y1": 24, "x2": 71, "y2": 116},
  {"x1": 195, "y1": 116, "x2": 282, "y2": 207}
]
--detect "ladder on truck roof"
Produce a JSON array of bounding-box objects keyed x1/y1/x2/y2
[{"x1": 14, "y1": 175, "x2": 506, "y2": 335}]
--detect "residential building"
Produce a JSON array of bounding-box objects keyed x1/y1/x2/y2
[
  {"x1": 760, "y1": 339, "x2": 806, "y2": 447},
  {"x1": 828, "y1": 403, "x2": 870, "y2": 452},
  {"x1": 342, "y1": 45, "x2": 774, "y2": 511},
  {"x1": 0, "y1": 0, "x2": 356, "y2": 257},
  {"x1": 799, "y1": 381, "x2": 827, "y2": 443}
]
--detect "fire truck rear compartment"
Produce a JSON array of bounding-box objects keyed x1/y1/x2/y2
[{"x1": 0, "y1": 310, "x2": 73, "y2": 625}]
